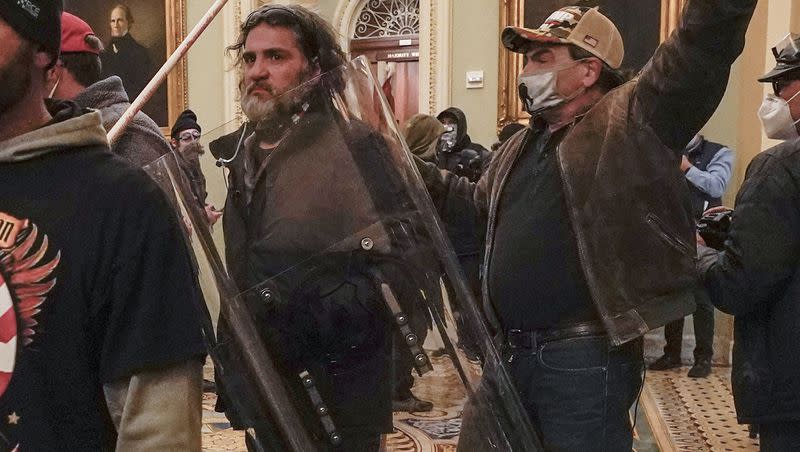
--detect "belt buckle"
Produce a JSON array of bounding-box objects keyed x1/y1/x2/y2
[{"x1": 507, "y1": 329, "x2": 533, "y2": 349}]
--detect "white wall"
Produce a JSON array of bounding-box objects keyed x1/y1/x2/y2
[
  {"x1": 447, "y1": 0, "x2": 500, "y2": 148},
  {"x1": 186, "y1": 0, "x2": 236, "y2": 209},
  {"x1": 701, "y1": 0, "x2": 799, "y2": 203},
  {"x1": 318, "y1": 0, "x2": 339, "y2": 21}
]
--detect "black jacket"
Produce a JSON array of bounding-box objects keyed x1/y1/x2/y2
[
  {"x1": 434, "y1": 107, "x2": 487, "y2": 257},
  {"x1": 101, "y1": 34, "x2": 152, "y2": 102},
  {"x1": 699, "y1": 137, "x2": 800, "y2": 424},
  {"x1": 210, "y1": 106, "x2": 440, "y2": 446},
  {"x1": 436, "y1": 107, "x2": 492, "y2": 181},
  {"x1": 0, "y1": 101, "x2": 205, "y2": 450}
]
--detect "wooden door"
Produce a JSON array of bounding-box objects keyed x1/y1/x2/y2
[{"x1": 351, "y1": 36, "x2": 420, "y2": 127}]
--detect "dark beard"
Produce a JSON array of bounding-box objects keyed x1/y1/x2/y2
[
  {"x1": 241, "y1": 67, "x2": 316, "y2": 142},
  {"x1": 253, "y1": 98, "x2": 300, "y2": 143},
  {"x1": 0, "y1": 44, "x2": 33, "y2": 119}
]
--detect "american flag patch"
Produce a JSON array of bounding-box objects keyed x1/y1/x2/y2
[{"x1": 584, "y1": 35, "x2": 599, "y2": 48}]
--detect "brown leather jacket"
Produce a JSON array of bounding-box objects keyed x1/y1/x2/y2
[{"x1": 419, "y1": 0, "x2": 756, "y2": 345}]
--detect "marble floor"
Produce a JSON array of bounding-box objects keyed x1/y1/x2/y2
[
  {"x1": 201, "y1": 356, "x2": 751, "y2": 451},
  {"x1": 201, "y1": 355, "x2": 465, "y2": 452},
  {"x1": 642, "y1": 366, "x2": 759, "y2": 451}
]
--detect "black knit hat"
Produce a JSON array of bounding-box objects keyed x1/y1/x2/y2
[
  {"x1": 171, "y1": 109, "x2": 201, "y2": 138},
  {"x1": 0, "y1": 0, "x2": 62, "y2": 59}
]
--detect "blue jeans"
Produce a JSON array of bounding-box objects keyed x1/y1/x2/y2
[{"x1": 504, "y1": 335, "x2": 644, "y2": 451}]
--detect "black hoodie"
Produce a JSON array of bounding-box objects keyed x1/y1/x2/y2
[
  {"x1": 0, "y1": 101, "x2": 205, "y2": 450},
  {"x1": 435, "y1": 107, "x2": 491, "y2": 181}
]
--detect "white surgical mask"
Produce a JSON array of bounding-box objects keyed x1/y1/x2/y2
[
  {"x1": 517, "y1": 61, "x2": 584, "y2": 114},
  {"x1": 758, "y1": 90, "x2": 800, "y2": 140}
]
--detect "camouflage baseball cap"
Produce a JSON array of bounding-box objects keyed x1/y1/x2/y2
[{"x1": 502, "y1": 6, "x2": 624, "y2": 69}]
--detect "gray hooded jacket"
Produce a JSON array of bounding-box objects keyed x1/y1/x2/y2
[{"x1": 74, "y1": 75, "x2": 170, "y2": 167}]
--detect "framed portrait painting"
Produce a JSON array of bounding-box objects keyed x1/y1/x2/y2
[
  {"x1": 497, "y1": 0, "x2": 687, "y2": 130},
  {"x1": 63, "y1": 0, "x2": 188, "y2": 132}
]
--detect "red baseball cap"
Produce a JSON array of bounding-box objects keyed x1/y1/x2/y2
[{"x1": 60, "y1": 12, "x2": 100, "y2": 55}]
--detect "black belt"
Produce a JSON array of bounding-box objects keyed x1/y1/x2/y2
[{"x1": 506, "y1": 321, "x2": 606, "y2": 349}]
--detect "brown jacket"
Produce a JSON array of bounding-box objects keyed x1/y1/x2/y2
[{"x1": 419, "y1": 0, "x2": 756, "y2": 345}]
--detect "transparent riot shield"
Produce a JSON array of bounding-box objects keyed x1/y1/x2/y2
[{"x1": 145, "y1": 55, "x2": 542, "y2": 451}]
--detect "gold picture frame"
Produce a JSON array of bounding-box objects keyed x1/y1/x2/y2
[
  {"x1": 164, "y1": 0, "x2": 189, "y2": 135},
  {"x1": 497, "y1": 0, "x2": 687, "y2": 131},
  {"x1": 64, "y1": 0, "x2": 188, "y2": 133}
]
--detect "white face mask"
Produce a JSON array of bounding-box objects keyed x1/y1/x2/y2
[
  {"x1": 517, "y1": 61, "x2": 584, "y2": 115},
  {"x1": 758, "y1": 90, "x2": 800, "y2": 140},
  {"x1": 439, "y1": 124, "x2": 457, "y2": 152}
]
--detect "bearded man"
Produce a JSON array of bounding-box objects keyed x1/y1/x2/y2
[
  {"x1": 208, "y1": 5, "x2": 440, "y2": 451},
  {"x1": 169, "y1": 109, "x2": 220, "y2": 225}
]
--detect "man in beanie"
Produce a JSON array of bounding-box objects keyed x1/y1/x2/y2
[
  {"x1": 415, "y1": 1, "x2": 756, "y2": 449},
  {"x1": 0, "y1": 1, "x2": 206, "y2": 449},
  {"x1": 171, "y1": 109, "x2": 221, "y2": 225},
  {"x1": 45, "y1": 11, "x2": 169, "y2": 167}
]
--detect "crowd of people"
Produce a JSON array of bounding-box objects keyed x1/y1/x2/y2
[{"x1": 0, "y1": 0, "x2": 798, "y2": 450}]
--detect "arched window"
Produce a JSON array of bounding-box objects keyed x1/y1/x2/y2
[{"x1": 353, "y1": 0, "x2": 420, "y2": 39}]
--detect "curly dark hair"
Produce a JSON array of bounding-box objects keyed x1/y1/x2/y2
[{"x1": 227, "y1": 5, "x2": 345, "y2": 76}]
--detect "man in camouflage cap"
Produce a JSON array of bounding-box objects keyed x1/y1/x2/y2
[{"x1": 416, "y1": 2, "x2": 757, "y2": 449}]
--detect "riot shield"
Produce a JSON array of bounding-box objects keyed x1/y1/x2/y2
[{"x1": 145, "y1": 55, "x2": 542, "y2": 451}]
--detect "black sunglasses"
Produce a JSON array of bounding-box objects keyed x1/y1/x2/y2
[{"x1": 771, "y1": 79, "x2": 794, "y2": 96}]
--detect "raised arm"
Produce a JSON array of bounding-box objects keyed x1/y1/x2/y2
[{"x1": 634, "y1": 0, "x2": 757, "y2": 152}]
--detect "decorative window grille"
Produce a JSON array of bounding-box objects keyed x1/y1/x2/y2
[{"x1": 353, "y1": 0, "x2": 420, "y2": 39}]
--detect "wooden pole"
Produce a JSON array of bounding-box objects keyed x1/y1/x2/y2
[{"x1": 107, "y1": 0, "x2": 228, "y2": 144}]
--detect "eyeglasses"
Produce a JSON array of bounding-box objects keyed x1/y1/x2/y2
[
  {"x1": 179, "y1": 131, "x2": 201, "y2": 142},
  {"x1": 772, "y1": 79, "x2": 794, "y2": 96}
]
